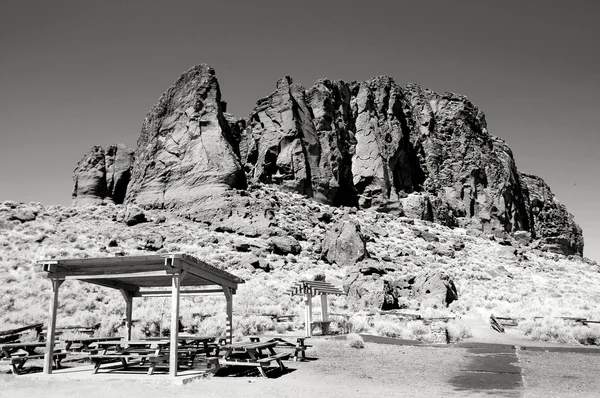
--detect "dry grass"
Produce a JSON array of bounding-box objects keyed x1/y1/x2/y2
[{"x1": 1, "y1": 187, "x2": 600, "y2": 346}]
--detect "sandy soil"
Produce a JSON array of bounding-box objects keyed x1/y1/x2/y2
[
  {"x1": 2, "y1": 338, "x2": 600, "y2": 397},
  {"x1": 519, "y1": 348, "x2": 600, "y2": 398},
  {"x1": 0, "y1": 339, "x2": 477, "y2": 398}
]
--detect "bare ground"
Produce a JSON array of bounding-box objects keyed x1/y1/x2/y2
[{"x1": 1, "y1": 339, "x2": 600, "y2": 397}]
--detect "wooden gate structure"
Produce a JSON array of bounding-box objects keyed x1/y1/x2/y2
[
  {"x1": 287, "y1": 280, "x2": 346, "y2": 337},
  {"x1": 39, "y1": 253, "x2": 244, "y2": 377}
]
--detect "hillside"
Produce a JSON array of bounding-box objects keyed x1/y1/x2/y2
[{"x1": 1, "y1": 185, "x2": 598, "y2": 344}]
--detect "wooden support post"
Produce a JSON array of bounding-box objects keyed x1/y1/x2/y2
[
  {"x1": 169, "y1": 273, "x2": 181, "y2": 377},
  {"x1": 44, "y1": 278, "x2": 63, "y2": 374},
  {"x1": 304, "y1": 289, "x2": 313, "y2": 337},
  {"x1": 321, "y1": 294, "x2": 329, "y2": 322},
  {"x1": 120, "y1": 289, "x2": 133, "y2": 340},
  {"x1": 224, "y1": 287, "x2": 233, "y2": 344}
]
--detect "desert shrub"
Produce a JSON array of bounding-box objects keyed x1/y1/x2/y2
[
  {"x1": 194, "y1": 314, "x2": 227, "y2": 336},
  {"x1": 333, "y1": 316, "x2": 351, "y2": 334},
  {"x1": 235, "y1": 315, "x2": 275, "y2": 336},
  {"x1": 349, "y1": 315, "x2": 369, "y2": 333},
  {"x1": 518, "y1": 318, "x2": 574, "y2": 343},
  {"x1": 406, "y1": 321, "x2": 431, "y2": 341},
  {"x1": 373, "y1": 319, "x2": 405, "y2": 338},
  {"x1": 347, "y1": 333, "x2": 364, "y2": 349},
  {"x1": 446, "y1": 320, "x2": 473, "y2": 342},
  {"x1": 96, "y1": 314, "x2": 125, "y2": 337},
  {"x1": 572, "y1": 326, "x2": 600, "y2": 345}
]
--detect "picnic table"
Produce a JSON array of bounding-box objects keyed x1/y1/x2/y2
[
  {"x1": 63, "y1": 336, "x2": 123, "y2": 353},
  {"x1": 0, "y1": 323, "x2": 44, "y2": 344},
  {"x1": 90, "y1": 340, "x2": 170, "y2": 375},
  {"x1": 218, "y1": 340, "x2": 290, "y2": 377},
  {"x1": 249, "y1": 336, "x2": 311, "y2": 361},
  {"x1": 0, "y1": 341, "x2": 65, "y2": 374}
]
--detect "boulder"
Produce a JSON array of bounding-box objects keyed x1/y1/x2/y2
[
  {"x1": 240, "y1": 254, "x2": 261, "y2": 270},
  {"x1": 125, "y1": 206, "x2": 147, "y2": 226},
  {"x1": 322, "y1": 218, "x2": 369, "y2": 265},
  {"x1": 513, "y1": 230, "x2": 532, "y2": 246},
  {"x1": 144, "y1": 233, "x2": 164, "y2": 251},
  {"x1": 270, "y1": 236, "x2": 301, "y2": 255},
  {"x1": 9, "y1": 210, "x2": 37, "y2": 223},
  {"x1": 344, "y1": 265, "x2": 458, "y2": 310},
  {"x1": 411, "y1": 273, "x2": 458, "y2": 309}
]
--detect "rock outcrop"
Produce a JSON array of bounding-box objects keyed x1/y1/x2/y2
[
  {"x1": 519, "y1": 173, "x2": 584, "y2": 255},
  {"x1": 125, "y1": 64, "x2": 246, "y2": 212},
  {"x1": 72, "y1": 144, "x2": 134, "y2": 206},
  {"x1": 344, "y1": 268, "x2": 458, "y2": 310},
  {"x1": 240, "y1": 76, "x2": 582, "y2": 255},
  {"x1": 72, "y1": 64, "x2": 584, "y2": 256},
  {"x1": 321, "y1": 218, "x2": 369, "y2": 265}
]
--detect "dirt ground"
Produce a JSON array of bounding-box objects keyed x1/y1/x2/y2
[{"x1": 1, "y1": 338, "x2": 600, "y2": 397}]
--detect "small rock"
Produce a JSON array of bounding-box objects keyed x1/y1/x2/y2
[
  {"x1": 317, "y1": 212, "x2": 332, "y2": 223},
  {"x1": 145, "y1": 234, "x2": 164, "y2": 251},
  {"x1": 513, "y1": 231, "x2": 531, "y2": 246},
  {"x1": 452, "y1": 241, "x2": 466, "y2": 251},
  {"x1": 234, "y1": 241, "x2": 251, "y2": 252},
  {"x1": 107, "y1": 239, "x2": 119, "y2": 247},
  {"x1": 154, "y1": 215, "x2": 167, "y2": 224},
  {"x1": 240, "y1": 254, "x2": 261, "y2": 269}
]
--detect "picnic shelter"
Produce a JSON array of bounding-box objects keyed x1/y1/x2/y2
[
  {"x1": 287, "y1": 280, "x2": 346, "y2": 337},
  {"x1": 39, "y1": 253, "x2": 244, "y2": 376}
]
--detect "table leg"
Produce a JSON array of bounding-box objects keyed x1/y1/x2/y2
[{"x1": 258, "y1": 365, "x2": 268, "y2": 378}]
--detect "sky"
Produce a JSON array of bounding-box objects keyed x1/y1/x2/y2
[{"x1": 0, "y1": 1, "x2": 598, "y2": 260}]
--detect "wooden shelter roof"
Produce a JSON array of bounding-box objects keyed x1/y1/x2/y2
[
  {"x1": 286, "y1": 280, "x2": 346, "y2": 296},
  {"x1": 38, "y1": 253, "x2": 244, "y2": 296}
]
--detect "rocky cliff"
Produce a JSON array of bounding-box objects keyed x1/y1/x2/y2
[
  {"x1": 72, "y1": 64, "x2": 584, "y2": 256},
  {"x1": 72, "y1": 144, "x2": 134, "y2": 206}
]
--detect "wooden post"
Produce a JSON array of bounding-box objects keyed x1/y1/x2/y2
[
  {"x1": 120, "y1": 289, "x2": 133, "y2": 340},
  {"x1": 44, "y1": 278, "x2": 63, "y2": 374},
  {"x1": 304, "y1": 288, "x2": 313, "y2": 337},
  {"x1": 224, "y1": 288, "x2": 233, "y2": 344},
  {"x1": 321, "y1": 294, "x2": 329, "y2": 322},
  {"x1": 169, "y1": 273, "x2": 180, "y2": 377}
]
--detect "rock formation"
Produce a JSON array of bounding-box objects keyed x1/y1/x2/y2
[
  {"x1": 125, "y1": 64, "x2": 246, "y2": 211},
  {"x1": 239, "y1": 76, "x2": 582, "y2": 255},
  {"x1": 343, "y1": 265, "x2": 458, "y2": 310},
  {"x1": 321, "y1": 218, "x2": 369, "y2": 265},
  {"x1": 72, "y1": 64, "x2": 584, "y2": 256},
  {"x1": 72, "y1": 144, "x2": 134, "y2": 206},
  {"x1": 519, "y1": 173, "x2": 583, "y2": 255}
]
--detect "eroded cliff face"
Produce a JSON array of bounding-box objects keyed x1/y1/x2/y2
[
  {"x1": 519, "y1": 172, "x2": 584, "y2": 255},
  {"x1": 71, "y1": 65, "x2": 584, "y2": 256},
  {"x1": 125, "y1": 64, "x2": 246, "y2": 210},
  {"x1": 240, "y1": 78, "x2": 533, "y2": 238},
  {"x1": 72, "y1": 144, "x2": 134, "y2": 206}
]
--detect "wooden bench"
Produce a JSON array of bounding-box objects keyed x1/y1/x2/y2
[
  {"x1": 310, "y1": 321, "x2": 331, "y2": 335},
  {"x1": 89, "y1": 351, "x2": 168, "y2": 375},
  {"x1": 1, "y1": 350, "x2": 66, "y2": 375},
  {"x1": 218, "y1": 341, "x2": 289, "y2": 377},
  {"x1": 248, "y1": 337, "x2": 311, "y2": 361},
  {"x1": 0, "y1": 323, "x2": 44, "y2": 344}
]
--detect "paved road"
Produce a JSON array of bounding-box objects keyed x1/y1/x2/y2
[{"x1": 360, "y1": 335, "x2": 600, "y2": 397}]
